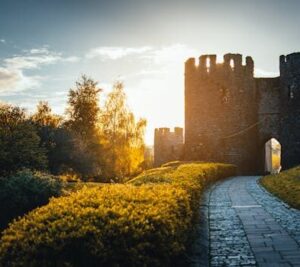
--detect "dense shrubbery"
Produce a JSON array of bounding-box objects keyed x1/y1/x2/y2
[
  {"x1": 0, "y1": 170, "x2": 63, "y2": 230},
  {"x1": 129, "y1": 162, "x2": 236, "y2": 224},
  {"x1": 0, "y1": 105, "x2": 47, "y2": 176},
  {"x1": 260, "y1": 165, "x2": 300, "y2": 209},
  {"x1": 0, "y1": 162, "x2": 236, "y2": 266}
]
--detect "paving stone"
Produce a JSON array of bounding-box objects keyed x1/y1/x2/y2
[{"x1": 203, "y1": 176, "x2": 300, "y2": 267}]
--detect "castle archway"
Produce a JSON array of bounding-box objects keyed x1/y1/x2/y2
[{"x1": 264, "y1": 138, "x2": 281, "y2": 174}]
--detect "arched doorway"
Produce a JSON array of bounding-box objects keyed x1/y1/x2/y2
[{"x1": 265, "y1": 138, "x2": 281, "y2": 174}]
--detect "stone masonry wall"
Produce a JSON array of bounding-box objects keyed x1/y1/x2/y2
[
  {"x1": 256, "y1": 77, "x2": 281, "y2": 172},
  {"x1": 279, "y1": 53, "x2": 300, "y2": 169},
  {"x1": 184, "y1": 52, "x2": 300, "y2": 173},
  {"x1": 154, "y1": 52, "x2": 300, "y2": 173},
  {"x1": 185, "y1": 54, "x2": 258, "y2": 174},
  {"x1": 154, "y1": 127, "x2": 184, "y2": 167}
]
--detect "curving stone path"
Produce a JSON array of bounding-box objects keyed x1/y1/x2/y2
[{"x1": 207, "y1": 176, "x2": 300, "y2": 267}]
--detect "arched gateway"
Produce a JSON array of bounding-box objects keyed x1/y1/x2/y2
[{"x1": 265, "y1": 138, "x2": 281, "y2": 174}]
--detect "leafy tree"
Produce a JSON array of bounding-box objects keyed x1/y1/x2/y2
[
  {"x1": 65, "y1": 75, "x2": 103, "y2": 179},
  {"x1": 0, "y1": 104, "x2": 47, "y2": 175},
  {"x1": 66, "y1": 75, "x2": 102, "y2": 141},
  {"x1": 31, "y1": 101, "x2": 62, "y2": 128},
  {"x1": 101, "y1": 81, "x2": 146, "y2": 181},
  {"x1": 31, "y1": 101, "x2": 68, "y2": 174}
]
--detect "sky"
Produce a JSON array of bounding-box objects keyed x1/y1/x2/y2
[{"x1": 0, "y1": 0, "x2": 300, "y2": 145}]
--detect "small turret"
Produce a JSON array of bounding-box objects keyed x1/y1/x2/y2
[{"x1": 154, "y1": 127, "x2": 184, "y2": 167}]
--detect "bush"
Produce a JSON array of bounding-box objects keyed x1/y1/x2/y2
[
  {"x1": 0, "y1": 170, "x2": 63, "y2": 230},
  {"x1": 0, "y1": 162, "x2": 236, "y2": 267},
  {"x1": 129, "y1": 163, "x2": 236, "y2": 223}
]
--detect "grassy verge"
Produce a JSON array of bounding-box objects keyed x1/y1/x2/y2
[
  {"x1": 260, "y1": 166, "x2": 300, "y2": 209},
  {"x1": 0, "y1": 162, "x2": 236, "y2": 267}
]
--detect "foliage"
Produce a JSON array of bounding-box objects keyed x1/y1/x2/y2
[
  {"x1": 31, "y1": 101, "x2": 68, "y2": 174},
  {"x1": 142, "y1": 145, "x2": 154, "y2": 170},
  {"x1": 129, "y1": 162, "x2": 236, "y2": 224},
  {"x1": 66, "y1": 75, "x2": 102, "y2": 141},
  {"x1": 101, "y1": 81, "x2": 147, "y2": 181},
  {"x1": 0, "y1": 104, "x2": 47, "y2": 175},
  {"x1": 0, "y1": 76, "x2": 147, "y2": 181},
  {"x1": 65, "y1": 75, "x2": 104, "y2": 179},
  {"x1": 260, "y1": 165, "x2": 300, "y2": 209},
  {"x1": 0, "y1": 170, "x2": 63, "y2": 230},
  {"x1": 31, "y1": 101, "x2": 62, "y2": 128},
  {"x1": 0, "y1": 162, "x2": 236, "y2": 266}
]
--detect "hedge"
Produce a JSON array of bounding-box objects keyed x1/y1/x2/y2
[
  {"x1": 0, "y1": 162, "x2": 236, "y2": 267},
  {"x1": 0, "y1": 170, "x2": 63, "y2": 230}
]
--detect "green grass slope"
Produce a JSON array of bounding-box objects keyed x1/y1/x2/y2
[{"x1": 260, "y1": 166, "x2": 300, "y2": 209}]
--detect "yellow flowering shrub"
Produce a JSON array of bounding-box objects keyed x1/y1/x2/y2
[
  {"x1": 0, "y1": 162, "x2": 236, "y2": 266},
  {"x1": 129, "y1": 163, "x2": 236, "y2": 223}
]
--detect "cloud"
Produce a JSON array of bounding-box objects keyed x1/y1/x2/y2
[
  {"x1": 29, "y1": 47, "x2": 50, "y2": 54},
  {"x1": 63, "y1": 56, "x2": 80, "y2": 63},
  {"x1": 0, "y1": 47, "x2": 80, "y2": 93},
  {"x1": 85, "y1": 44, "x2": 197, "y2": 64},
  {"x1": 0, "y1": 39, "x2": 6, "y2": 44},
  {"x1": 0, "y1": 67, "x2": 41, "y2": 93},
  {"x1": 4, "y1": 54, "x2": 61, "y2": 70},
  {"x1": 0, "y1": 68, "x2": 21, "y2": 89},
  {"x1": 86, "y1": 46, "x2": 152, "y2": 60},
  {"x1": 143, "y1": 44, "x2": 198, "y2": 66}
]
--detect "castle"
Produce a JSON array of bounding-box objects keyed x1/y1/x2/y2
[
  {"x1": 154, "y1": 52, "x2": 300, "y2": 174},
  {"x1": 154, "y1": 127, "x2": 184, "y2": 167}
]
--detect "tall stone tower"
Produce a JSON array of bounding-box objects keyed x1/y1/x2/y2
[
  {"x1": 184, "y1": 54, "x2": 258, "y2": 174},
  {"x1": 154, "y1": 52, "x2": 300, "y2": 173},
  {"x1": 279, "y1": 53, "x2": 300, "y2": 168}
]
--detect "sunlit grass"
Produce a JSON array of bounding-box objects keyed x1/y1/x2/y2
[{"x1": 260, "y1": 165, "x2": 300, "y2": 209}]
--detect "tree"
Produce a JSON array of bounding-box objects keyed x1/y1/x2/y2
[
  {"x1": 65, "y1": 75, "x2": 103, "y2": 179},
  {"x1": 101, "y1": 81, "x2": 146, "y2": 181},
  {"x1": 31, "y1": 101, "x2": 68, "y2": 175},
  {"x1": 66, "y1": 75, "x2": 102, "y2": 141},
  {"x1": 31, "y1": 101, "x2": 61, "y2": 128},
  {"x1": 0, "y1": 104, "x2": 47, "y2": 175}
]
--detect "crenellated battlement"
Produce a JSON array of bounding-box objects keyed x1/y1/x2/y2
[
  {"x1": 155, "y1": 127, "x2": 183, "y2": 136},
  {"x1": 154, "y1": 127, "x2": 184, "y2": 166},
  {"x1": 185, "y1": 53, "x2": 254, "y2": 77},
  {"x1": 156, "y1": 52, "x2": 300, "y2": 172},
  {"x1": 280, "y1": 52, "x2": 300, "y2": 75},
  {"x1": 184, "y1": 51, "x2": 300, "y2": 173}
]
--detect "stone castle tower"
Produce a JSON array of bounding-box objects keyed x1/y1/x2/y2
[
  {"x1": 184, "y1": 52, "x2": 300, "y2": 174},
  {"x1": 154, "y1": 127, "x2": 184, "y2": 167}
]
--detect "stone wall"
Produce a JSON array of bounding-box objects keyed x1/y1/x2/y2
[
  {"x1": 279, "y1": 53, "x2": 300, "y2": 169},
  {"x1": 154, "y1": 127, "x2": 184, "y2": 167},
  {"x1": 185, "y1": 54, "x2": 258, "y2": 174},
  {"x1": 154, "y1": 52, "x2": 300, "y2": 173},
  {"x1": 256, "y1": 77, "x2": 281, "y2": 172},
  {"x1": 184, "y1": 52, "x2": 300, "y2": 173}
]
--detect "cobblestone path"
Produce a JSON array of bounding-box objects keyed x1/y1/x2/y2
[{"x1": 208, "y1": 176, "x2": 300, "y2": 267}]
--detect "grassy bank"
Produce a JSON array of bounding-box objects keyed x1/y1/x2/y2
[
  {"x1": 0, "y1": 162, "x2": 236, "y2": 267},
  {"x1": 260, "y1": 166, "x2": 300, "y2": 209}
]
